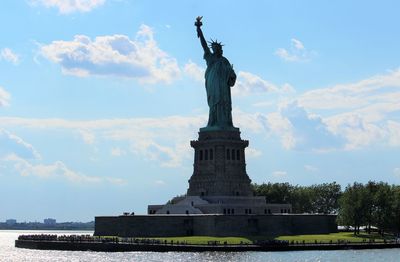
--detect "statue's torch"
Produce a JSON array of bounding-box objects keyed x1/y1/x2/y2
[
  {"x1": 195, "y1": 16, "x2": 203, "y2": 27},
  {"x1": 195, "y1": 16, "x2": 203, "y2": 38}
]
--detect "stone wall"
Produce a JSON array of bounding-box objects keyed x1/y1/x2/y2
[{"x1": 95, "y1": 214, "x2": 337, "y2": 237}]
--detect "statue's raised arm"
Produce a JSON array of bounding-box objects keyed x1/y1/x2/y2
[
  {"x1": 194, "y1": 16, "x2": 236, "y2": 130},
  {"x1": 195, "y1": 16, "x2": 210, "y2": 55}
]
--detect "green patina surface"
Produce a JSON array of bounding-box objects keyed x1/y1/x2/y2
[{"x1": 196, "y1": 17, "x2": 237, "y2": 130}]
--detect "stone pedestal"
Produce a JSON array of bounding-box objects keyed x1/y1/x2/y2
[
  {"x1": 147, "y1": 128, "x2": 292, "y2": 216},
  {"x1": 187, "y1": 129, "x2": 253, "y2": 197}
]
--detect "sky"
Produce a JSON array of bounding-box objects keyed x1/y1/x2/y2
[{"x1": 0, "y1": 0, "x2": 400, "y2": 222}]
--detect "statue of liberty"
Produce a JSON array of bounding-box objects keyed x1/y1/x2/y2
[{"x1": 195, "y1": 17, "x2": 237, "y2": 130}]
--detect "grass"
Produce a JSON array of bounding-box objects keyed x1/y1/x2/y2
[
  {"x1": 98, "y1": 232, "x2": 392, "y2": 245},
  {"x1": 275, "y1": 232, "x2": 388, "y2": 243}
]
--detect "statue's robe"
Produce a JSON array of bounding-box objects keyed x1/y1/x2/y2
[{"x1": 204, "y1": 52, "x2": 236, "y2": 128}]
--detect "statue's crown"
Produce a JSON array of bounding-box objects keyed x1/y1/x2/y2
[{"x1": 208, "y1": 39, "x2": 224, "y2": 48}]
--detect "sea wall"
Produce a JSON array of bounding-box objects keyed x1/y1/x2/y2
[
  {"x1": 94, "y1": 214, "x2": 337, "y2": 237},
  {"x1": 15, "y1": 239, "x2": 400, "y2": 253}
]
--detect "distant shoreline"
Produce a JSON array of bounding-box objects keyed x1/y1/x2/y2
[
  {"x1": 0, "y1": 222, "x2": 94, "y2": 231},
  {"x1": 1, "y1": 228, "x2": 93, "y2": 231}
]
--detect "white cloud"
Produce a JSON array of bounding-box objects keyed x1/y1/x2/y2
[
  {"x1": 281, "y1": 83, "x2": 296, "y2": 94},
  {"x1": 234, "y1": 71, "x2": 279, "y2": 95},
  {"x1": 291, "y1": 38, "x2": 304, "y2": 50},
  {"x1": 0, "y1": 115, "x2": 205, "y2": 168},
  {"x1": 275, "y1": 48, "x2": 295, "y2": 61},
  {"x1": 111, "y1": 147, "x2": 125, "y2": 157},
  {"x1": 298, "y1": 69, "x2": 400, "y2": 150},
  {"x1": 245, "y1": 147, "x2": 262, "y2": 158},
  {"x1": 31, "y1": 0, "x2": 105, "y2": 14},
  {"x1": 298, "y1": 68, "x2": 400, "y2": 111},
  {"x1": 234, "y1": 72, "x2": 295, "y2": 96},
  {"x1": 325, "y1": 114, "x2": 386, "y2": 150},
  {"x1": 131, "y1": 139, "x2": 190, "y2": 167},
  {"x1": 0, "y1": 113, "x2": 268, "y2": 167},
  {"x1": 263, "y1": 112, "x2": 296, "y2": 150},
  {"x1": 304, "y1": 165, "x2": 318, "y2": 172},
  {"x1": 272, "y1": 170, "x2": 287, "y2": 178},
  {"x1": 387, "y1": 121, "x2": 400, "y2": 146},
  {"x1": 41, "y1": 25, "x2": 180, "y2": 84},
  {"x1": 281, "y1": 102, "x2": 345, "y2": 151},
  {"x1": 0, "y1": 128, "x2": 125, "y2": 185},
  {"x1": 275, "y1": 38, "x2": 314, "y2": 62},
  {"x1": 0, "y1": 129, "x2": 40, "y2": 159},
  {"x1": 155, "y1": 180, "x2": 166, "y2": 186},
  {"x1": 2, "y1": 154, "x2": 125, "y2": 185},
  {"x1": 261, "y1": 102, "x2": 345, "y2": 151},
  {"x1": 394, "y1": 168, "x2": 400, "y2": 178},
  {"x1": 78, "y1": 129, "x2": 95, "y2": 144},
  {"x1": 233, "y1": 110, "x2": 266, "y2": 134},
  {"x1": 184, "y1": 60, "x2": 204, "y2": 82},
  {"x1": 0, "y1": 86, "x2": 11, "y2": 107},
  {"x1": 0, "y1": 48, "x2": 19, "y2": 65},
  {"x1": 252, "y1": 101, "x2": 276, "y2": 108},
  {"x1": 235, "y1": 68, "x2": 400, "y2": 151}
]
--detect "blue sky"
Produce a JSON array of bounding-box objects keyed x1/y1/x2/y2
[{"x1": 0, "y1": 0, "x2": 399, "y2": 222}]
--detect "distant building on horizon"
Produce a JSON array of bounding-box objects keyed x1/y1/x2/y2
[
  {"x1": 6, "y1": 219, "x2": 17, "y2": 225},
  {"x1": 43, "y1": 218, "x2": 56, "y2": 225}
]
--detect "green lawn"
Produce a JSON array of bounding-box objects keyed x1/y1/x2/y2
[
  {"x1": 99, "y1": 232, "x2": 392, "y2": 245},
  {"x1": 275, "y1": 232, "x2": 389, "y2": 243}
]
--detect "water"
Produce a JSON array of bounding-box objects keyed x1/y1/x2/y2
[{"x1": 1, "y1": 230, "x2": 400, "y2": 261}]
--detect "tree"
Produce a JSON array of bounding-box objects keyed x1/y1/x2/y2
[
  {"x1": 253, "y1": 182, "x2": 342, "y2": 214},
  {"x1": 310, "y1": 182, "x2": 342, "y2": 214},
  {"x1": 390, "y1": 185, "x2": 400, "y2": 235},
  {"x1": 373, "y1": 182, "x2": 394, "y2": 235},
  {"x1": 364, "y1": 181, "x2": 378, "y2": 234},
  {"x1": 253, "y1": 182, "x2": 294, "y2": 204},
  {"x1": 337, "y1": 182, "x2": 368, "y2": 235},
  {"x1": 167, "y1": 194, "x2": 186, "y2": 204},
  {"x1": 253, "y1": 180, "x2": 400, "y2": 236},
  {"x1": 291, "y1": 186, "x2": 313, "y2": 213}
]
